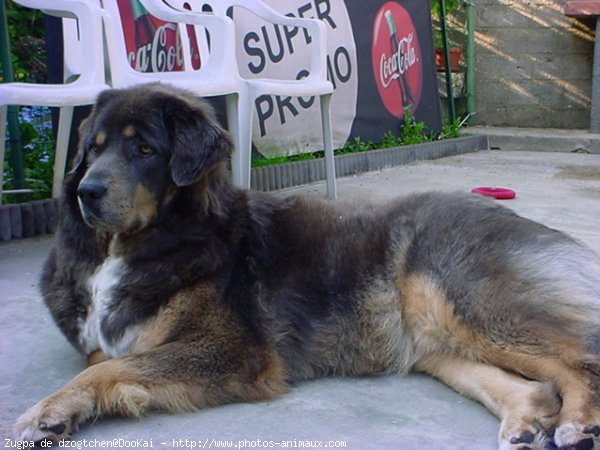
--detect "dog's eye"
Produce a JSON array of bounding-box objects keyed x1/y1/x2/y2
[
  {"x1": 139, "y1": 144, "x2": 153, "y2": 156},
  {"x1": 88, "y1": 143, "x2": 98, "y2": 153}
]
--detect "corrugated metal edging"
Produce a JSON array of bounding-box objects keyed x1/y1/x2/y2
[{"x1": 250, "y1": 135, "x2": 489, "y2": 192}]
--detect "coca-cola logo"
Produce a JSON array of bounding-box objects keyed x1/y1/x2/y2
[
  {"x1": 129, "y1": 23, "x2": 184, "y2": 73},
  {"x1": 118, "y1": 0, "x2": 201, "y2": 74},
  {"x1": 371, "y1": 2, "x2": 423, "y2": 118}
]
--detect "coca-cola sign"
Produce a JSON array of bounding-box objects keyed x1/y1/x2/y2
[
  {"x1": 118, "y1": 0, "x2": 200, "y2": 73},
  {"x1": 234, "y1": 0, "x2": 358, "y2": 158},
  {"x1": 371, "y1": 1, "x2": 423, "y2": 118},
  {"x1": 129, "y1": 23, "x2": 180, "y2": 72}
]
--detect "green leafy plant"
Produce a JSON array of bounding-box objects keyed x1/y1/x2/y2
[
  {"x1": 4, "y1": 1, "x2": 47, "y2": 83},
  {"x1": 251, "y1": 150, "x2": 316, "y2": 168},
  {"x1": 397, "y1": 109, "x2": 432, "y2": 145},
  {"x1": 337, "y1": 136, "x2": 373, "y2": 155},
  {"x1": 430, "y1": 0, "x2": 464, "y2": 48},
  {"x1": 2, "y1": 2, "x2": 51, "y2": 205},
  {"x1": 3, "y1": 107, "x2": 54, "y2": 204},
  {"x1": 440, "y1": 118, "x2": 463, "y2": 139},
  {"x1": 250, "y1": 113, "x2": 465, "y2": 169},
  {"x1": 430, "y1": 0, "x2": 463, "y2": 18}
]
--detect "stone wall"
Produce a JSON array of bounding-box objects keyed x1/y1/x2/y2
[{"x1": 467, "y1": 0, "x2": 595, "y2": 128}]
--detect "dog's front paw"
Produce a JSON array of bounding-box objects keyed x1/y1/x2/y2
[{"x1": 13, "y1": 399, "x2": 82, "y2": 445}]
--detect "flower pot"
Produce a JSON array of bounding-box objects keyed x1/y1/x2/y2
[{"x1": 435, "y1": 47, "x2": 463, "y2": 72}]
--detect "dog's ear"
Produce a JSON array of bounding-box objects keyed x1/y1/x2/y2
[
  {"x1": 69, "y1": 115, "x2": 93, "y2": 175},
  {"x1": 165, "y1": 97, "x2": 233, "y2": 187},
  {"x1": 69, "y1": 89, "x2": 120, "y2": 174}
]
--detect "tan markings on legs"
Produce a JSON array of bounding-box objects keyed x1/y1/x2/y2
[
  {"x1": 400, "y1": 273, "x2": 600, "y2": 447},
  {"x1": 415, "y1": 354, "x2": 560, "y2": 448},
  {"x1": 14, "y1": 357, "x2": 199, "y2": 443},
  {"x1": 14, "y1": 345, "x2": 287, "y2": 443},
  {"x1": 399, "y1": 273, "x2": 483, "y2": 360},
  {"x1": 484, "y1": 351, "x2": 600, "y2": 447}
]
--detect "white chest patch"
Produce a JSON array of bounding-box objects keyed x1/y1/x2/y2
[{"x1": 79, "y1": 257, "x2": 140, "y2": 358}]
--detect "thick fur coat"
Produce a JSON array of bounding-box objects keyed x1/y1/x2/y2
[{"x1": 14, "y1": 84, "x2": 600, "y2": 450}]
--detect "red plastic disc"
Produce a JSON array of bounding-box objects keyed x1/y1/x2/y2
[{"x1": 471, "y1": 187, "x2": 516, "y2": 200}]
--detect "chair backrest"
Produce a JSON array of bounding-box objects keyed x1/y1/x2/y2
[
  {"x1": 62, "y1": 17, "x2": 81, "y2": 83},
  {"x1": 15, "y1": 0, "x2": 106, "y2": 86},
  {"x1": 165, "y1": 0, "x2": 329, "y2": 84},
  {"x1": 100, "y1": 0, "x2": 238, "y2": 88},
  {"x1": 138, "y1": 0, "x2": 238, "y2": 77}
]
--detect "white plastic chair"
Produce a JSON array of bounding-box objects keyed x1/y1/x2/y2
[
  {"x1": 141, "y1": 0, "x2": 337, "y2": 198},
  {"x1": 0, "y1": 0, "x2": 109, "y2": 200}
]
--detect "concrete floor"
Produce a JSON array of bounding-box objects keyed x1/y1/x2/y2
[{"x1": 1, "y1": 150, "x2": 600, "y2": 449}]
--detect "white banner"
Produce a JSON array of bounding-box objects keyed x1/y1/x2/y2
[{"x1": 232, "y1": 0, "x2": 358, "y2": 157}]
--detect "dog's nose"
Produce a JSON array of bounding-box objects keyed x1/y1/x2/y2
[{"x1": 77, "y1": 181, "x2": 107, "y2": 204}]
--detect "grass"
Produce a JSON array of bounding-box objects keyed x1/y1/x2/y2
[{"x1": 251, "y1": 113, "x2": 464, "y2": 169}]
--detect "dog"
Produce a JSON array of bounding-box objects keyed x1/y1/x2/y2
[{"x1": 13, "y1": 83, "x2": 600, "y2": 450}]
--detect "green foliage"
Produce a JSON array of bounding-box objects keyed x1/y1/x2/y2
[
  {"x1": 397, "y1": 109, "x2": 431, "y2": 145},
  {"x1": 2, "y1": 4, "x2": 52, "y2": 204},
  {"x1": 251, "y1": 114, "x2": 465, "y2": 169},
  {"x1": 429, "y1": 0, "x2": 464, "y2": 48},
  {"x1": 3, "y1": 107, "x2": 54, "y2": 204},
  {"x1": 337, "y1": 136, "x2": 373, "y2": 155},
  {"x1": 440, "y1": 118, "x2": 462, "y2": 139},
  {"x1": 4, "y1": 1, "x2": 47, "y2": 83},
  {"x1": 251, "y1": 150, "x2": 315, "y2": 168},
  {"x1": 430, "y1": 0, "x2": 463, "y2": 18}
]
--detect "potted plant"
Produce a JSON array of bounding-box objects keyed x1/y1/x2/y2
[{"x1": 430, "y1": 0, "x2": 464, "y2": 72}]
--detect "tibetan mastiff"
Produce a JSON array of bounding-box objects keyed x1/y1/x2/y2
[{"x1": 14, "y1": 84, "x2": 600, "y2": 450}]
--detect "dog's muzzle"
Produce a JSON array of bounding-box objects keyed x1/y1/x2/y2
[{"x1": 77, "y1": 180, "x2": 108, "y2": 227}]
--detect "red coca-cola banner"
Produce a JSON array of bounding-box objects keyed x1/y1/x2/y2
[
  {"x1": 371, "y1": 2, "x2": 423, "y2": 118},
  {"x1": 345, "y1": 0, "x2": 441, "y2": 145},
  {"x1": 117, "y1": 0, "x2": 201, "y2": 72}
]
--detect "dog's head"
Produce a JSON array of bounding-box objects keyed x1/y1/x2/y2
[{"x1": 72, "y1": 83, "x2": 233, "y2": 234}]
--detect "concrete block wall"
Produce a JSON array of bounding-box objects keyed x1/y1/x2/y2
[{"x1": 470, "y1": 0, "x2": 595, "y2": 129}]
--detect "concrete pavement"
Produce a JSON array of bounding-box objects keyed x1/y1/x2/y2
[{"x1": 1, "y1": 149, "x2": 600, "y2": 450}]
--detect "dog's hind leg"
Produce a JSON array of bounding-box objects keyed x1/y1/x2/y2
[
  {"x1": 414, "y1": 354, "x2": 561, "y2": 450},
  {"x1": 485, "y1": 349, "x2": 600, "y2": 450},
  {"x1": 13, "y1": 342, "x2": 287, "y2": 444},
  {"x1": 401, "y1": 273, "x2": 600, "y2": 448}
]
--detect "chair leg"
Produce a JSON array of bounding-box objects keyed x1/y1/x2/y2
[
  {"x1": 227, "y1": 91, "x2": 253, "y2": 189},
  {"x1": 240, "y1": 93, "x2": 254, "y2": 189},
  {"x1": 52, "y1": 106, "x2": 74, "y2": 198},
  {"x1": 0, "y1": 105, "x2": 7, "y2": 203},
  {"x1": 225, "y1": 94, "x2": 241, "y2": 185},
  {"x1": 320, "y1": 93, "x2": 337, "y2": 199}
]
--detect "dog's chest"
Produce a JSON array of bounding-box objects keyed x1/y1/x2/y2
[{"x1": 79, "y1": 257, "x2": 139, "y2": 358}]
